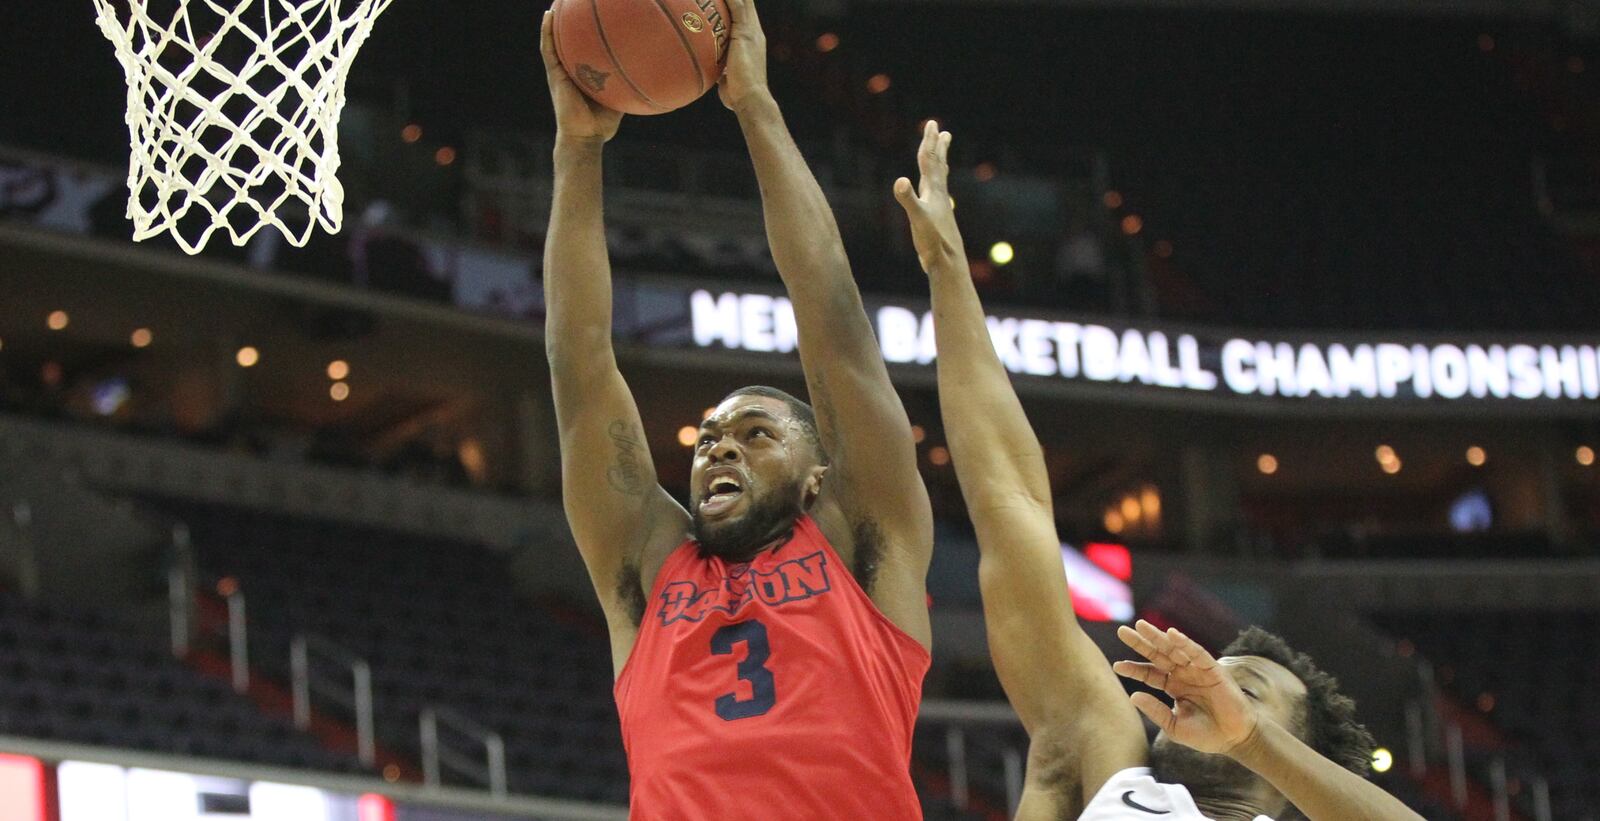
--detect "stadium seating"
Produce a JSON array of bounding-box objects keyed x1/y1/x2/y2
[
  {"x1": 0, "y1": 591, "x2": 364, "y2": 773},
  {"x1": 0, "y1": 491, "x2": 1484, "y2": 818},
  {"x1": 150, "y1": 498, "x2": 632, "y2": 804},
  {"x1": 1371, "y1": 611, "x2": 1600, "y2": 819}
]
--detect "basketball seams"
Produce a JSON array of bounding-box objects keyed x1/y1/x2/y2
[
  {"x1": 647, "y1": 0, "x2": 707, "y2": 96},
  {"x1": 588, "y1": 0, "x2": 670, "y2": 113}
]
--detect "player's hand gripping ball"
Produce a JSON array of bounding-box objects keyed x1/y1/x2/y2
[{"x1": 551, "y1": 0, "x2": 733, "y2": 115}]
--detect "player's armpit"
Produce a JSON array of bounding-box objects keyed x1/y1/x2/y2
[
  {"x1": 1013, "y1": 784, "x2": 1075, "y2": 821},
  {"x1": 1012, "y1": 714, "x2": 1149, "y2": 821},
  {"x1": 1014, "y1": 723, "x2": 1083, "y2": 821},
  {"x1": 559, "y1": 421, "x2": 688, "y2": 669},
  {"x1": 804, "y1": 361, "x2": 934, "y2": 647},
  {"x1": 974, "y1": 510, "x2": 1148, "y2": 800},
  {"x1": 547, "y1": 345, "x2": 689, "y2": 674},
  {"x1": 551, "y1": 375, "x2": 688, "y2": 588}
]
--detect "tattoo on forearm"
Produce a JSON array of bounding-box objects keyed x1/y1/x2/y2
[{"x1": 605, "y1": 420, "x2": 649, "y2": 496}]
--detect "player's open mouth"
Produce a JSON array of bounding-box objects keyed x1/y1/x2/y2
[{"x1": 699, "y1": 473, "x2": 745, "y2": 517}]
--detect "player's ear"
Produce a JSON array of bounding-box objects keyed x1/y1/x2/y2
[{"x1": 803, "y1": 464, "x2": 828, "y2": 507}]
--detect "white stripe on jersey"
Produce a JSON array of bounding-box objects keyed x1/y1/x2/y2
[{"x1": 1079, "y1": 768, "x2": 1275, "y2": 821}]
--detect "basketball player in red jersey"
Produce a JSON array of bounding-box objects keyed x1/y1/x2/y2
[
  {"x1": 538, "y1": 1, "x2": 931, "y2": 818},
  {"x1": 894, "y1": 123, "x2": 1423, "y2": 820}
]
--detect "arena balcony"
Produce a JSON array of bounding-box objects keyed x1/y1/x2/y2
[{"x1": 1, "y1": 193, "x2": 1596, "y2": 561}]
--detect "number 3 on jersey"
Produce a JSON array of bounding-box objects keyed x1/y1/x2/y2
[{"x1": 711, "y1": 620, "x2": 776, "y2": 720}]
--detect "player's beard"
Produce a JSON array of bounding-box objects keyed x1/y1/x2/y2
[
  {"x1": 1148, "y1": 734, "x2": 1258, "y2": 796},
  {"x1": 692, "y1": 474, "x2": 805, "y2": 562}
]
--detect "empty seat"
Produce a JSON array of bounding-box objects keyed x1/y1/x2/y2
[
  {"x1": 159, "y1": 497, "x2": 632, "y2": 802},
  {"x1": 1371, "y1": 611, "x2": 1600, "y2": 815},
  {"x1": 0, "y1": 590, "x2": 366, "y2": 774}
]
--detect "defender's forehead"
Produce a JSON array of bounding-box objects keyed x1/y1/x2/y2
[{"x1": 1219, "y1": 655, "x2": 1307, "y2": 700}]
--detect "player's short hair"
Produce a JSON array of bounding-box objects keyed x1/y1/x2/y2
[
  {"x1": 722, "y1": 386, "x2": 829, "y2": 465},
  {"x1": 1221, "y1": 627, "x2": 1376, "y2": 777}
]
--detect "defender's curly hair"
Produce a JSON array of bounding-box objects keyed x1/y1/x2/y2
[{"x1": 1221, "y1": 626, "x2": 1376, "y2": 777}]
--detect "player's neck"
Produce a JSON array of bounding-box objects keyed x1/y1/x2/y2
[
  {"x1": 1193, "y1": 791, "x2": 1272, "y2": 821},
  {"x1": 699, "y1": 519, "x2": 798, "y2": 562},
  {"x1": 741, "y1": 521, "x2": 798, "y2": 558}
]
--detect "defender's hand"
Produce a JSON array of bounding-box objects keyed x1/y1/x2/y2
[
  {"x1": 1112, "y1": 620, "x2": 1260, "y2": 756},
  {"x1": 541, "y1": 10, "x2": 623, "y2": 144},
  {"x1": 718, "y1": 0, "x2": 770, "y2": 113},
  {"x1": 892, "y1": 121, "x2": 965, "y2": 274}
]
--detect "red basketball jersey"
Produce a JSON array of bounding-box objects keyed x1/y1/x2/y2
[{"x1": 614, "y1": 515, "x2": 929, "y2": 820}]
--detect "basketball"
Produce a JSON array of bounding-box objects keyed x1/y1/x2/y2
[{"x1": 551, "y1": 0, "x2": 732, "y2": 116}]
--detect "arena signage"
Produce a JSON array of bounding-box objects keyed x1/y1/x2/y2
[
  {"x1": 0, "y1": 753, "x2": 549, "y2": 821},
  {"x1": 1062, "y1": 542, "x2": 1133, "y2": 623},
  {"x1": 0, "y1": 753, "x2": 46, "y2": 821},
  {"x1": 689, "y1": 290, "x2": 1600, "y2": 403},
  {"x1": 54, "y1": 761, "x2": 395, "y2": 821}
]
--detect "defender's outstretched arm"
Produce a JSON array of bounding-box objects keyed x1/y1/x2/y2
[
  {"x1": 894, "y1": 122, "x2": 1147, "y2": 818},
  {"x1": 541, "y1": 11, "x2": 689, "y2": 675},
  {"x1": 720, "y1": 0, "x2": 932, "y2": 646}
]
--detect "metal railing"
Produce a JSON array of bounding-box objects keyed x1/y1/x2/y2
[
  {"x1": 421, "y1": 706, "x2": 508, "y2": 799},
  {"x1": 226, "y1": 588, "x2": 249, "y2": 694},
  {"x1": 918, "y1": 700, "x2": 1028, "y2": 816},
  {"x1": 10, "y1": 501, "x2": 38, "y2": 600},
  {"x1": 166, "y1": 524, "x2": 194, "y2": 659},
  {"x1": 165, "y1": 548, "x2": 249, "y2": 695},
  {"x1": 1445, "y1": 723, "x2": 1468, "y2": 808},
  {"x1": 291, "y1": 634, "x2": 376, "y2": 767},
  {"x1": 1404, "y1": 700, "x2": 1427, "y2": 777},
  {"x1": 166, "y1": 567, "x2": 189, "y2": 659},
  {"x1": 1410, "y1": 659, "x2": 1553, "y2": 821},
  {"x1": 1531, "y1": 777, "x2": 1552, "y2": 820}
]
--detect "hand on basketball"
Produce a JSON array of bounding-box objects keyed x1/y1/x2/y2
[
  {"x1": 718, "y1": 0, "x2": 770, "y2": 113},
  {"x1": 892, "y1": 121, "x2": 966, "y2": 275},
  {"x1": 541, "y1": 10, "x2": 622, "y2": 144},
  {"x1": 1112, "y1": 620, "x2": 1260, "y2": 757}
]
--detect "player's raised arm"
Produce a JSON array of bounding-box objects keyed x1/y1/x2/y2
[
  {"x1": 540, "y1": 11, "x2": 690, "y2": 675},
  {"x1": 894, "y1": 123, "x2": 1147, "y2": 817},
  {"x1": 1115, "y1": 623, "x2": 1423, "y2": 821},
  {"x1": 718, "y1": 0, "x2": 933, "y2": 646}
]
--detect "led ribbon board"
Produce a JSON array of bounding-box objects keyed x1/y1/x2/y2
[{"x1": 689, "y1": 290, "x2": 1600, "y2": 404}]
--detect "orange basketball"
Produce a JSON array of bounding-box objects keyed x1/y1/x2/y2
[{"x1": 552, "y1": 0, "x2": 732, "y2": 116}]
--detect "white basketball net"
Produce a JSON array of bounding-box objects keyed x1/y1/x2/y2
[{"x1": 92, "y1": 0, "x2": 393, "y2": 254}]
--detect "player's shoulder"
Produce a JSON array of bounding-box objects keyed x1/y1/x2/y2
[
  {"x1": 1082, "y1": 766, "x2": 1162, "y2": 804},
  {"x1": 1079, "y1": 768, "x2": 1253, "y2": 821}
]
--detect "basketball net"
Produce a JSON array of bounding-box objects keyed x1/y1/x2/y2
[{"x1": 92, "y1": 0, "x2": 393, "y2": 254}]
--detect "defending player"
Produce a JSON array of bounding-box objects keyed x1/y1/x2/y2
[
  {"x1": 892, "y1": 122, "x2": 1423, "y2": 820},
  {"x1": 539, "y1": 2, "x2": 932, "y2": 818}
]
